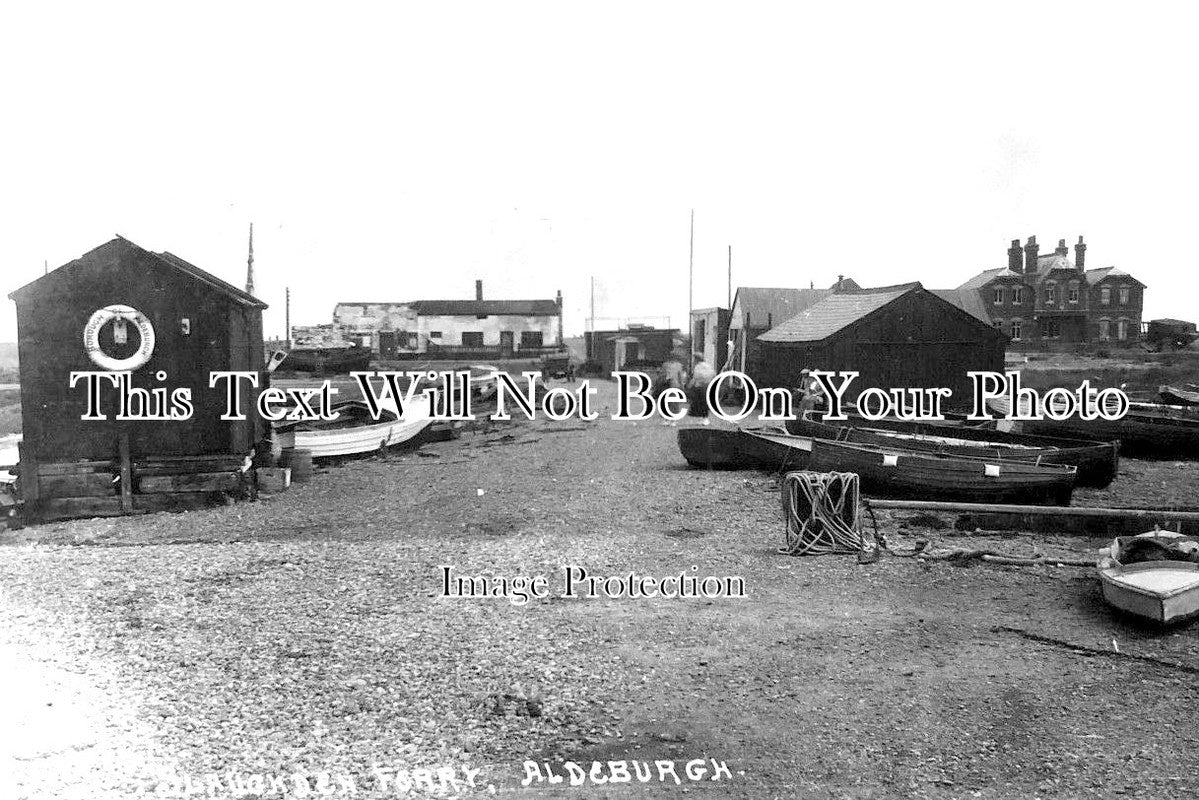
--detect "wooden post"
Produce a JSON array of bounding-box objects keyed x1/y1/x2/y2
[
  {"x1": 17, "y1": 440, "x2": 38, "y2": 503},
  {"x1": 118, "y1": 433, "x2": 133, "y2": 513}
]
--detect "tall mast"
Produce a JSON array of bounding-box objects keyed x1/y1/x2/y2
[
  {"x1": 285, "y1": 286, "x2": 291, "y2": 349},
  {"x1": 245, "y1": 222, "x2": 255, "y2": 296},
  {"x1": 727, "y1": 244, "x2": 732, "y2": 308},
  {"x1": 688, "y1": 209, "x2": 695, "y2": 372}
]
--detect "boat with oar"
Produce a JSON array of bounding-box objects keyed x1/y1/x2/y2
[
  {"x1": 788, "y1": 410, "x2": 1118, "y2": 487},
  {"x1": 275, "y1": 395, "x2": 433, "y2": 459},
  {"x1": 740, "y1": 428, "x2": 1078, "y2": 505},
  {"x1": 1159, "y1": 384, "x2": 1199, "y2": 406},
  {"x1": 1099, "y1": 531, "x2": 1199, "y2": 625},
  {"x1": 988, "y1": 395, "x2": 1199, "y2": 459}
]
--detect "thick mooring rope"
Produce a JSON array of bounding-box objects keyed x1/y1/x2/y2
[{"x1": 780, "y1": 471, "x2": 865, "y2": 555}]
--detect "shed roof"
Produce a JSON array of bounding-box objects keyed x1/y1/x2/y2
[
  {"x1": 8, "y1": 236, "x2": 267, "y2": 309},
  {"x1": 409, "y1": 299, "x2": 559, "y2": 316},
  {"x1": 731, "y1": 287, "x2": 830, "y2": 329},
  {"x1": 757, "y1": 282, "x2": 921, "y2": 343},
  {"x1": 929, "y1": 288, "x2": 992, "y2": 325}
]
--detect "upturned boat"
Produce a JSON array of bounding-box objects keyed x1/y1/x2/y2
[
  {"x1": 740, "y1": 428, "x2": 1077, "y2": 505},
  {"x1": 788, "y1": 410, "x2": 1118, "y2": 487},
  {"x1": 1099, "y1": 531, "x2": 1199, "y2": 625}
]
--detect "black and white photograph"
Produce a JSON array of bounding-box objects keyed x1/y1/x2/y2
[{"x1": 4, "y1": 2, "x2": 1199, "y2": 798}]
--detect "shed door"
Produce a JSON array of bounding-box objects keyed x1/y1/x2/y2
[{"x1": 499, "y1": 331, "x2": 514, "y2": 357}]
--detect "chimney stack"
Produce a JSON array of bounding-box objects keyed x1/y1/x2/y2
[
  {"x1": 1007, "y1": 239, "x2": 1022, "y2": 272},
  {"x1": 1023, "y1": 235, "x2": 1039, "y2": 273},
  {"x1": 475, "y1": 280, "x2": 483, "y2": 301},
  {"x1": 1074, "y1": 235, "x2": 1087, "y2": 269},
  {"x1": 1055, "y1": 238, "x2": 1069, "y2": 257}
]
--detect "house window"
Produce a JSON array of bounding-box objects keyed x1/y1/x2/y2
[
  {"x1": 429, "y1": 331, "x2": 443, "y2": 339},
  {"x1": 1119, "y1": 285, "x2": 1131, "y2": 305},
  {"x1": 1012, "y1": 287, "x2": 1023, "y2": 305},
  {"x1": 1045, "y1": 283, "x2": 1056, "y2": 305},
  {"x1": 461, "y1": 332, "x2": 484, "y2": 347},
  {"x1": 993, "y1": 287, "x2": 1004, "y2": 305},
  {"x1": 520, "y1": 331, "x2": 543, "y2": 350},
  {"x1": 1117, "y1": 319, "x2": 1128, "y2": 341},
  {"x1": 1040, "y1": 319, "x2": 1060, "y2": 339},
  {"x1": 1068, "y1": 282, "x2": 1079, "y2": 304},
  {"x1": 476, "y1": 314, "x2": 489, "y2": 320},
  {"x1": 1010, "y1": 319, "x2": 1022, "y2": 340},
  {"x1": 1100, "y1": 286, "x2": 1111, "y2": 305},
  {"x1": 1098, "y1": 319, "x2": 1111, "y2": 341}
]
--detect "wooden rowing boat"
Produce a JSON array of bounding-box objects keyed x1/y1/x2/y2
[
  {"x1": 788, "y1": 410, "x2": 1118, "y2": 488},
  {"x1": 1159, "y1": 384, "x2": 1199, "y2": 406},
  {"x1": 281, "y1": 344, "x2": 373, "y2": 374},
  {"x1": 1099, "y1": 531, "x2": 1199, "y2": 625},
  {"x1": 989, "y1": 395, "x2": 1199, "y2": 459},
  {"x1": 741, "y1": 428, "x2": 1077, "y2": 505},
  {"x1": 677, "y1": 423, "x2": 789, "y2": 469},
  {"x1": 275, "y1": 396, "x2": 433, "y2": 459}
]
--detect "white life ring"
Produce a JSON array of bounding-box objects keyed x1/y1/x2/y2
[{"x1": 83, "y1": 305, "x2": 156, "y2": 371}]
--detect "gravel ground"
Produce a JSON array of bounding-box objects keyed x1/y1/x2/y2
[{"x1": 3, "y1": 380, "x2": 1199, "y2": 799}]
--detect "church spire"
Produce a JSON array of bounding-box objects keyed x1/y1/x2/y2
[{"x1": 245, "y1": 223, "x2": 255, "y2": 296}]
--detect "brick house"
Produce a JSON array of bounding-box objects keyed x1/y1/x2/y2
[{"x1": 957, "y1": 236, "x2": 1145, "y2": 349}]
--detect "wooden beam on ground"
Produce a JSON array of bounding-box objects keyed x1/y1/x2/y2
[{"x1": 864, "y1": 499, "x2": 1199, "y2": 522}]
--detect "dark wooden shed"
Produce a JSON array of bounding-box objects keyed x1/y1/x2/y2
[
  {"x1": 584, "y1": 326, "x2": 681, "y2": 373},
  {"x1": 755, "y1": 282, "x2": 1007, "y2": 405},
  {"x1": 8, "y1": 236, "x2": 269, "y2": 519}
]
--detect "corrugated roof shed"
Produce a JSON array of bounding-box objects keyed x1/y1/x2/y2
[{"x1": 757, "y1": 283, "x2": 921, "y2": 343}]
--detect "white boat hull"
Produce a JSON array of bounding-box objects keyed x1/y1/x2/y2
[
  {"x1": 1099, "y1": 561, "x2": 1199, "y2": 624},
  {"x1": 283, "y1": 394, "x2": 434, "y2": 459}
]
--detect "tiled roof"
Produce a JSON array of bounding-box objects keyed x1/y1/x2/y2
[
  {"x1": 757, "y1": 283, "x2": 921, "y2": 343},
  {"x1": 1085, "y1": 266, "x2": 1144, "y2": 287}
]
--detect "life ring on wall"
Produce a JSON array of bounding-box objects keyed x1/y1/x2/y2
[{"x1": 83, "y1": 305, "x2": 156, "y2": 371}]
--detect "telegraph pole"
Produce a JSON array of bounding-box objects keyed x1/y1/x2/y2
[
  {"x1": 727, "y1": 244, "x2": 732, "y2": 308},
  {"x1": 285, "y1": 286, "x2": 291, "y2": 349}
]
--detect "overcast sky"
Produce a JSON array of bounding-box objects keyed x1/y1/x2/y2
[{"x1": 3, "y1": 2, "x2": 1197, "y2": 342}]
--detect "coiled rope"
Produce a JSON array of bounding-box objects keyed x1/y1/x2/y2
[{"x1": 780, "y1": 471, "x2": 866, "y2": 555}]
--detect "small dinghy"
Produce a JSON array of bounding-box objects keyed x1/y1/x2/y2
[
  {"x1": 1158, "y1": 384, "x2": 1199, "y2": 406},
  {"x1": 275, "y1": 395, "x2": 433, "y2": 459},
  {"x1": 1099, "y1": 531, "x2": 1199, "y2": 625}
]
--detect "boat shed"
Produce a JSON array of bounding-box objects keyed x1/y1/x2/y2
[
  {"x1": 8, "y1": 236, "x2": 269, "y2": 520},
  {"x1": 584, "y1": 326, "x2": 682, "y2": 373},
  {"x1": 755, "y1": 282, "x2": 1007, "y2": 404}
]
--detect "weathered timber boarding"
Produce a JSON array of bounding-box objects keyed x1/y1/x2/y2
[
  {"x1": 8, "y1": 236, "x2": 268, "y2": 519},
  {"x1": 755, "y1": 282, "x2": 1007, "y2": 405}
]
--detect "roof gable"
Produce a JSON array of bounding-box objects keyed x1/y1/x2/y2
[{"x1": 8, "y1": 235, "x2": 267, "y2": 308}]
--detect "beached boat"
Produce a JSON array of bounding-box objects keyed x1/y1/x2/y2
[
  {"x1": 989, "y1": 395, "x2": 1199, "y2": 459},
  {"x1": 677, "y1": 423, "x2": 790, "y2": 469},
  {"x1": 789, "y1": 411, "x2": 1118, "y2": 487},
  {"x1": 740, "y1": 428, "x2": 1077, "y2": 505},
  {"x1": 275, "y1": 396, "x2": 432, "y2": 459},
  {"x1": 1159, "y1": 385, "x2": 1199, "y2": 406},
  {"x1": 1099, "y1": 531, "x2": 1199, "y2": 625},
  {"x1": 281, "y1": 345, "x2": 373, "y2": 374}
]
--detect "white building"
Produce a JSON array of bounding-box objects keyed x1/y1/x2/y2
[{"x1": 333, "y1": 281, "x2": 563, "y2": 357}]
